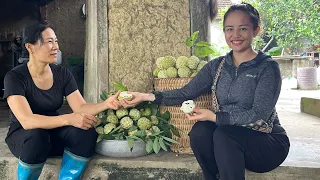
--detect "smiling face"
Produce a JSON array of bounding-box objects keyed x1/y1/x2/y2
[
  {"x1": 223, "y1": 10, "x2": 260, "y2": 53},
  {"x1": 26, "y1": 28, "x2": 59, "y2": 64}
]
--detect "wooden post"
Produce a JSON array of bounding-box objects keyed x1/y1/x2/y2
[
  {"x1": 189, "y1": 0, "x2": 210, "y2": 44},
  {"x1": 84, "y1": 0, "x2": 109, "y2": 103}
]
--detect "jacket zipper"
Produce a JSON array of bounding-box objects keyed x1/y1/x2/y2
[{"x1": 227, "y1": 66, "x2": 238, "y2": 104}]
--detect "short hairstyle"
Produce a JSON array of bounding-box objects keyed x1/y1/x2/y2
[{"x1": 21, "y1": 22, "x2": 52, "y2": 56}]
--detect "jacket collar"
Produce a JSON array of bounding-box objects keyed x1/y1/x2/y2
[{"x1": 225, "y1": 50, "x2": 270, "y2": 67}]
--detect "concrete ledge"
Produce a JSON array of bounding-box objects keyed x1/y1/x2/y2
[
  {"x1": 300, "y1": 97, "x2": 320, "y2": 118},
  {"x1": 1, "y1": 102, "x2": 320, "y2": 180},
  {"x1": 1, "y1": 152, "x2": 320, "y2": 180}
]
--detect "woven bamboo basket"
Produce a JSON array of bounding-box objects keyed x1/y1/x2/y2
[{"x1": 153, "y1": 77, "x2": 212, "y2": 154}]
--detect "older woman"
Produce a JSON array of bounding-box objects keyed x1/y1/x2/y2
[{"x1": 3, "y1": 23, "x2": 121, "y2": 180}]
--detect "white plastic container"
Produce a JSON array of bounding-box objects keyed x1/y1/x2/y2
[{"x1": 282, "y1": 77, "x2": 297, "y2": 90}]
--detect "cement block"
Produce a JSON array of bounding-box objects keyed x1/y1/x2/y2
[{"x1": 300, "y1": 97, "x2": 320, "y2": 118}]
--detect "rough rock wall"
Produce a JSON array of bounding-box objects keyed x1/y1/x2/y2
[
  {"x1": 108, "y1": 0, "x2": 190, "y2": 92},
  {"x1": 46, "y1": 0, "x2": 86, "y2": 64}
]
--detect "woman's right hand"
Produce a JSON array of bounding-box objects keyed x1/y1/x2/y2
[
  {"x1": 68, "y1": 112, "x2": 99, "y2": 130},
  {"x1": 119, "y1": 92, "x2": 155, "y2": 108}
]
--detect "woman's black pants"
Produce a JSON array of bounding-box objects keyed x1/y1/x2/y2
[
  {"x1": 189, "y1": 121, "x2": 290, "y2": 180},
  {"x1": 5, "y1": 122, "x2": 98, "y2": 164}
]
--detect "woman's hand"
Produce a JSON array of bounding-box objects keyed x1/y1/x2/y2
[
  {"x1": 69, "y1": 112, "x2": 99, "y2": 130},
  {"x1": 119, "y1": 92, "x2": 153, "y2": 108},
  {"x1": 186, "y1": 108, "x2": 216, "y2": 122},
  {"x1": 104, "y1": 91, "x2": 122, "y2": 110}
]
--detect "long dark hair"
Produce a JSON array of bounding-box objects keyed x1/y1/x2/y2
[
  {"x1": 21, "y1": 22, "x2": 52, "y2": 57},
  {"x1": 223, "y1": 2, "x2": 260, "y2": 30}
]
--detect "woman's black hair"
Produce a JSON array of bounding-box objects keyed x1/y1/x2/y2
[
  {"x1": 21, "y1": 22, "x2": 52, "y2": 57},
  {"x1": 223, "y1": 2, "x2": 260, "y2": 30}
]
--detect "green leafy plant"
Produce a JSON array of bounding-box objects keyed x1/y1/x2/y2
[
  {"x1": 186, "y1": 31, "x2": 221, "y2": 59},
  {"x1": 266, "y1": 47, "x2": 283, "y2": 56},
  {"x1": 243, "y1": 0, "x2": 320, "y2": 54},
  {"x1": 253, "y1": 36, "x2": 266, "y2": 51},
  {"x1": 96, "y1": 82, "x2": 180, "y2": 154}
]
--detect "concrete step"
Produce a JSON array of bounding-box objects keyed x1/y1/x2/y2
[{"x1": 1, "y1": 152, "x2": 320, "y2": 180}]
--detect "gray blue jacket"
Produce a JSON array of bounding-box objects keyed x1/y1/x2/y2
[{"x1": 154, "y1": 51, "x2": 285, "y2": 134}]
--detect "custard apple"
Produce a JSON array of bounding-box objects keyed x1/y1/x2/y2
[
  {"x1": 166, "y1": 67, "x2": 178, "y2": 78},
  {"x1": 97, "y1": 112, "x2": 106, "y2": 119},
  {"x1": 190, "y1": 70, "x2": 198, "y2": 77},
  {"x1": 178, "y1": 67, "x2": 192, "y2": 78},
  {"x1": 116, "y1": 108, "x2": 129, "y2": 119},
  {"x1": 118, "y1": 91, "x2": 133, "y2": 101},
  {"x1": 151, "y1": 126, "x2": 161, "y2": 133},
  {"x1": 137, "y1": 117, "x2": 151, "y2": 130},
  {"x1": 156, "y1": 57, "x2": 165, "y2": 69},
  {"x1": 197, "y1": 60, "x2": 207, "y2": 71},
  {"x1": 98, "y1": 116, "x2": 108, "y2": 126},
  {"x1": 157, "y1": 70, "x2": 168, "y2": 78},
  {"x1": 107, "y1": 114, "x2": 119, "y2": 125},
  {"x1": 145, "y1": 130, "x2": 152, "y2": 136},
  {"x1": 140, "y1": 108, "x2": 152, "y2": 117},
  {"x1": 187, "y1": 56, "x2": 200, "y2": 70},
  {"x1": 107, "y1": 109, "x2": 115, "y2": 116},
  {"x1": 153, "y1": 68, "x2": 160, "y2": 77},
  {"x1": 156, "y1": 56, "x2": 175, "y2": 70},
  {"x1": 128, "y1": 129, "x2": 138, "y2": 136},
  {"x1": 176, "y1": 56, "x2": 188, "y2": 69},
  {"x1": 129, "y1": 108, "x2": 141, "y2": 121},
  {"x1": 120, "y1": 116, "x2": 133, "y2": 129},
  {"x1": 95, "y1": 126, "x2": 104, "y2": 135},
  {"x1": 104, "y1": 123, "x2": 116, "y2": 134},
  {"x1": 180, "y1": 100, "x2": 195, "y2": 114},
  {"x1": 150, "y1": 115, "x2": 159, "y2": 125},
  {"x1": 162, "y1": 56, "x2": 176, "y2": 69}
]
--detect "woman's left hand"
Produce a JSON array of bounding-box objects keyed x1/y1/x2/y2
[{"x1": 186, "y1": 108, "x2": 216, "y2": 122}]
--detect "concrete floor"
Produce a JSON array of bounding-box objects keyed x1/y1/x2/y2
[{"x1": 275, "y1": 89, "x2": 320, "y2": 168}]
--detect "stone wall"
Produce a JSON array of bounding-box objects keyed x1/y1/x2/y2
[
  {"x1": 108, "y1": 0, "x2": 190, "y2": 92},
  {"x1": 46, "y1": 0, "x2": 86, "y2": 64},
  {"x1": 84, "y1": 0, "x2": 210, "y2": 102}
]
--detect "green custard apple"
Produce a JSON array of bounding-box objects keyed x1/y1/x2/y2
[
  {"x1": 120, "y1": 116, "x2": 134, "y2": 129},
  {"x1": 137, "y1": 117, "x2": 151, "y2": 130}
]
